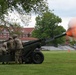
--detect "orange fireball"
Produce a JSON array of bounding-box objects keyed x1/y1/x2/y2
[
  {"x1": 66, "y1": 28, "x2": 73, "y2": 37},
  {"x1": 66, "y1": 18, "x2": 76, "y2": 38}
]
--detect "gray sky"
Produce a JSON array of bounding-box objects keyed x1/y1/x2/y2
[
  {"x1": 29, "y1": 0, "x2": 76, "y2": 30},
  {"x1": 47, "y1": 0, "x2": 76, "y2": 30},
  {"x1": 48, "y1": 0, "x2": 76, "y2": 17}
]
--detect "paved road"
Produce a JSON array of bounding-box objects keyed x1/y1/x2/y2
[{"x1": 41, "y1": 45, "x2": 75, "y2": 50}]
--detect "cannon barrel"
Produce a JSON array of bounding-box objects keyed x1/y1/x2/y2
[
  {"x1": 45, "y1": 32, "x2": 66, "y2": 43},
  {"x1": 23, "y1": 32, "x2": 66, "y2": 47},
  {"x1": 53, "y1": 32, "x2": 66, "y2": 39}
]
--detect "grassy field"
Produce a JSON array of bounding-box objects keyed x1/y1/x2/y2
[{"x1": 0, "y1": 50, "x2": 76, "y2": 75}]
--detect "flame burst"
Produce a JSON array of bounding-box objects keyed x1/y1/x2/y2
[{"x1": 66, "y1": 18, "x2": 76, "y2": 38}]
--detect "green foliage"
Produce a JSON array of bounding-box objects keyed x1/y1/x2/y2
[
  {"x1": 0, "y1": 0, "x2": 8, "y2": 16},
  {"x1": 32, "y1": 11, "x2": 66, "y2": 46},
  {"x1": 69, "y1": 38, "x2": 76, "y2": 46},
  {"x1": 0, "y1": 0, "x2": 48, "y2": 30},
  {"x1": 0, "y1": 0, "x2": 48, "y2": 17}
]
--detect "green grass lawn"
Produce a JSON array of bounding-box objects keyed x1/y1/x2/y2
[{"x1": 0, "y1": 50, "x2": 76, "y2": 75}]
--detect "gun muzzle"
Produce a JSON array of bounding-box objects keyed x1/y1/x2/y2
[
  {"x1": 54, "y1": 32, "x2": 66, "y2": 39},
  {"x1": 45, "y1": 32, "x2": 66, "y2": 43}
]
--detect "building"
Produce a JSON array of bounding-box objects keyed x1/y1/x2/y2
[{"x1": 0, "y1": 27, "x2": 38, "y2": 42}]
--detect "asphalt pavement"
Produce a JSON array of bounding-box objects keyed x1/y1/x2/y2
[{"x1": 41, "y1": 45, "x2": 75, "y2": 50}]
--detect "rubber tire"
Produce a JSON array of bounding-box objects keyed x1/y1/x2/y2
[{"x1": 32, "y1": 51, "x2": 44, "y2": 64}]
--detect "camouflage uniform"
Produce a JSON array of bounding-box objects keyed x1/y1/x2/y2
[
  {"x1": 13, "y1": 34, "x2": 23, "y2": 64},
  {"x1": 7, "y1": 37, "x2": 15, "y2": 55},
  {"x1": 0, "y1": 43, "x2": 7, "y2": 55},
  {"x1": 0, "y1": 43, "x2": 8, "y2": 64}
]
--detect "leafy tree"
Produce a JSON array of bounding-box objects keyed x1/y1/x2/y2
[
  {"x1": 0, "y1": 0, "x2": 48, "y2": 18},
  {"x1": 32, "y1": 11, "x2": 66, "y2": 46},
  {"x1": 0, "y1": 0, "x2": 48, "y2": 35}
]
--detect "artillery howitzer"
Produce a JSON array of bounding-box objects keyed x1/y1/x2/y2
[{"x1": 0, "y1": 32, "x2": 66, "y2": 64}]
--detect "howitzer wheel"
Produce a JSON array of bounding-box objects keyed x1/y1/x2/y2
[{"x1": 32, "y1": 51, "x2": 44, "y2": 64}]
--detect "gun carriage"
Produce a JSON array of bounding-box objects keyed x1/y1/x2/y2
[{"x1": 0, "y1": 32, "x2": 66, "y2": 64}]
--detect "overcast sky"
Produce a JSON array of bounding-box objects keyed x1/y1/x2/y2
[
  {"x1": 48, "y1": 0, "x2": 76, "y2": 30},
  {"x1": 29, "y1": 0, "x2": 76, "y2": 30}
]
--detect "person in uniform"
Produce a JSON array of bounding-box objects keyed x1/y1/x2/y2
[
  {"x1": 7, "y1": 37, "x2": 15, "y2": 55},
  {"x1": 12, "y1": 34, "x2": 23, "y2": 64},
  {"x1": 0, "y1": 43, "x2": 7, "y2": 55},
  {"x1": 0, "y1": 42, "x2": 8, "y2": 64}
]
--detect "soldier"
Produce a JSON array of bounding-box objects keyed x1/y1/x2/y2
[
  {"x1": 0, "y1": 43, "x2": 7, "y2": 55},
  {"x1": 7, "y1": 37, "x2": 15, "y2": 55},
  {"x1": 0, "y1": 42, "x2": 8, "y2": 64},
  {"x1": 12, "y1": 34, "x2": 23, "y2": 64}
]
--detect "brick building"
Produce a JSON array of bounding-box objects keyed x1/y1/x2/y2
[{"x1": 0, "y1": 27, "x2": 37, "y2": 42}]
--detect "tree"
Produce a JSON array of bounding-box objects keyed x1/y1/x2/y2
[
  {"x1": 0, "y1": 0, "x2": 48, "y2": 32},
  {"x1": 0, "y1": 0, "x2": 48, "y2": 35},
  {"x1": 32, "y1": 11, "x2": 66, "y2": 46},
  {"x1": 0, "y1": 0, "x2": 48, "y2": 18}
]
